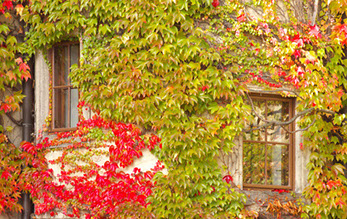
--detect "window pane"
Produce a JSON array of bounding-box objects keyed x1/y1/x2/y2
[
  {"x1": 267, "y1": 101, "x2": 290, "y2": 143},
  {"x1": 243, "y1": 142, "x2": 266, "y2": 184},
  {"x1": 70, "y1": 44, "x2": 79, "y2": 67},
  {"x1": 267, "y1": 101, "x2": 289, "y2": 121},
  {"x1": 64, "y1": 89, "x2": 69, "y2": 127},
  {"x1": 267, "y1": 126, "x2": 290, "y2": 143},
  {"x1": 244, "y1": 100, "x2": 266, "y2": 141},
  {"x1": 266, "y1": 144, "x2": 289, "y2": 186},
  {"x1": 54, "y1": 88, "x2": 68, "y2": 128},
  {"x1": 54, "y1": 46, "x2": 69, "y2": 86},
  {"x1": 70, "y1": 89, "x2": 79, "y2": 127}
]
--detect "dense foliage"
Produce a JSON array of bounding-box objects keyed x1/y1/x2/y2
[
  {"x1": 20, "y1": 105, "x2": 164, "y2": 217},
  {"x1": 1, "y1": 0, "x2": 347, "y2": 218},
  {"x1": 0, "y1": 0, "x2": 29, "y2": 213},
  {"x1": 22, "y1": 0, "x2": 248, "y2": 217}
]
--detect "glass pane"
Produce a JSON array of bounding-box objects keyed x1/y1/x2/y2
[
  {"x1": 70, "y1": 44, "x2": 79, "y2": 67},
  {"x1": 54, "y1": 88, "x2": 68, "y2": 128},
  {"x1": 244, "y1": 100, "x2": 266, "y2": 141},
  {"x1": 243, "y1": 142, "x2": 266, "y2": 185},
  {"x1": 267, "y1": 100, "x2": 289, "y2": 121},
  {"x1": 266, "y1": 144, "x2": 289, "y2": 186},
  {"x1": 268, "y1": 126, "x2": 290, "y2": 143},
  {"x1": 64, "y1": 89, "x2": 69, "y2": 127},
  {"x1": 54, "y1": 46, "x2": 69, "y2": 86},
  {"x1": 267, "y1": 101, "x2": 290, "y2": 143},
  {"x1": 70, "y1": 89, "x2": 79, "y2": 127}
]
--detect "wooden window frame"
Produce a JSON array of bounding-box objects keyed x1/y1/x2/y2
[
  {"x1": 51, "y1": 42, "x2": 79, "y2": 132},
  {"x1": 243, "y1": 94, "x2": 295, "y2": 190}
]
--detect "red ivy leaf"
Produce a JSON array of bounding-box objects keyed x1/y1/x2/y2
[
  {"x1": 19, "y1": 62, "x2": 30, "y2": 72},
  {"x1": 255, "y1": 48, "x2": 260, "y2": 56},
  {"x1": 237, "y1": 13, "x2": 246, "y2": 22},
  {"x1": 297, "y1": 66, "x2": 305, "y2": 77},
  {"x1": 212, "y1": 0, "x2": 219, "y2": 7},
  {"x1": 0, "y1": 103, "x2": 11, "y2": 113},
  {"x1": 223, "y1": 175, "x2": 233, "y2": 184},
  {"x1": 293, "y1": 50, "x2": 301, "y2": 59},
  {"x1": 272, "y1": 189, "x2": 289, "y2": 194},
  {"x1": 200, "y1": 85, "x2": 209, "y2": 91},
  {"x1": 2, "y1": 0, "x2": 13, "y2": 12},
  {"x1": 290, "y1": 34, "x2": 304, "y2": 47},
  {"x1": 309, "y1": 25, "x2": 322, "y2": 39},
  {"x1": 334, "y1": 23, "x2": 347, "y2": 35},
  {"x1": 19, "y1": 62, "x2": 31, "y2": 81},
  {"x1": 21, "y1": 141, "x2": 37, "y2": 155},
  {"x1": 1, "y1": 170, "x2": 11, "y2": 180}
]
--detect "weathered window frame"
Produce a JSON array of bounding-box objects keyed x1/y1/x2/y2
[
  {"x1": 243, "y1": 94, "x2": 295, "y2": 190},
  {"x1": 51, "y1": 42, "x2": 80, "y2": 132}
]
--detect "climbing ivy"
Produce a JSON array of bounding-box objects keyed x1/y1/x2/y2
[
  {"x1": 21, "y1": 0, "x2": 249, "y2": 217},
  {"x1": 21, "y1": 107, "x2": 164, "y2": 218},
  {"x1": 0, "y1": 0, "x2": 30, "y2": 213}
]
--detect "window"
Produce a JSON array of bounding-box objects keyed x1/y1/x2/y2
[
  {"x1": 243, "y1": 95, "x2": 294, "y2": 190},
  {"x1": 52, "y1": 42, "x2": 79, "y2": 131}
]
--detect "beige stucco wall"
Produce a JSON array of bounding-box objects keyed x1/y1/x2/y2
[
  {"x1": 34, "y1": 50, "x2": 51, "y2": 136},
  {"x1": 294, "y1": 99, "x2": 310, "y2": 193}
]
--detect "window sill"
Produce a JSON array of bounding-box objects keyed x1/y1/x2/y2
[
  {"x1": 243, "y1": 183, "x2": 293, "y2": 191},
  {"x1": 49, "y1": 127, "x2": 77, "y2": 133}
]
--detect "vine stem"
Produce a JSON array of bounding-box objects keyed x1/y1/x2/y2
[{"x1": 243, "y1": 92, "x2": 335, "y2": 132}]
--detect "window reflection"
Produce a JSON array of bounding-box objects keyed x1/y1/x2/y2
[
  {"x1": 244, "y1": 100, "x2": 266, "y2": 141},
  {"x1": 52, "y1": 43, "x2": 80, "y2": 129},
  {"x1": 70, "y1": 88, "x2": 79, "y2": 127},
  {"x1": 243, "y1": 142, "x2": 266, "y2": 184},
  {"x1": 267, "y1": 144, "x2": 289, "y2": 186},
  {"x1": 54, "y1": 46, "x2": 69, "y2": 86}
]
